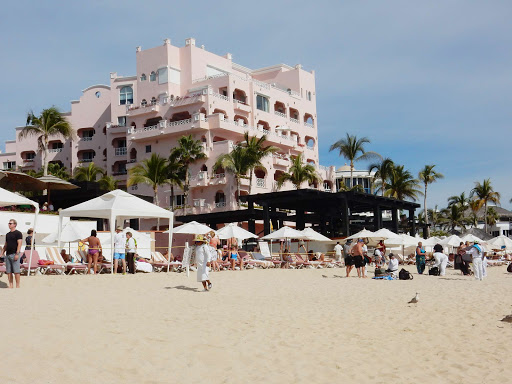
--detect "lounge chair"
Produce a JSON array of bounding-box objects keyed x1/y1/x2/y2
[
  {"x1": 151, "y1": 251, "x2": 182, "y2": 272},
  {"x1": 46, "y1": 247, "x2": 87, "y2": 275},
  {"x1": 20, "y1": 250, "x2": 43, "y2": 275},
  {"x1": 75, "y1": 250, "x2": 112, "y2": 274},
  {"x1": 247, "y1": 252, "x2": 274, "y2": 268}
]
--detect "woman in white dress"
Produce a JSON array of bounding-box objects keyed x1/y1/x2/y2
[{"x1": 194, "y1": 234, "x2": 212, "y2": 291}]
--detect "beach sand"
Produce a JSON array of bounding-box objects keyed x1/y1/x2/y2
[{"x1": 1, "y1": 265, "x2": 511, "y2": 383}]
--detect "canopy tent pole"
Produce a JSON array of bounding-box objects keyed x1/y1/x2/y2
[
  {"x1": 110, "y1": 213, "x2": 115, "y2": 274},
  {"x1": 57, "y1": 214, "x2": 64, "y2": 250},
  {"x1": 167, "y1": 213, "x2": 173, "y2": 272},
  {"x1": 27, "y1": 208, "x2": 39, "y2": 277}
]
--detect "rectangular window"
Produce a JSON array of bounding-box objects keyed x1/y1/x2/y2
[
  {"x1": 3, "y1": 161, "x2": 15, "y2": 170},
  {"x1": 169, "y1": 68, "x2": 181, "y2": 84},
  {"x1": 145, "y1": 145, "x2": 152, "y2": 153},
  {"x1": 158, "y1": 67, "x2": 168, "y2": 84},
  {"x1": 118, "y1": 116, "x2": 127, "y2": 127},
  {"x1": 83, "y1": 130, "x2": 94, "y2": 138},
  {"x1": 175, "y1": 195, "x2": 185, "y2": 206},
  {"x1": 82, "y1": 152, "x2": 94, "y2": 161},
  {"x1": 26, "y1": 153, "x2": 35, "y2": 160},
  {"x1": 256, "y1": 94, "x2": 269, "y2": 112}
]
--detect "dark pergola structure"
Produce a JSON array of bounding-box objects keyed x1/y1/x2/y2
[{"x1": 176, "y1": 189, "x2": 420, "y2": 238}]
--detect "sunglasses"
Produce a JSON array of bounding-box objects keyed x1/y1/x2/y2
[{"x1": 8, "y1": 222, "x2": 15, "y2": 225}]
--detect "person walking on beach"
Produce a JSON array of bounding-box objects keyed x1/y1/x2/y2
[
  {"x1": 81, "y1": 230, "x2": 102, "y2": 274},
  {"x1": 465, "y1": 240, "x2": 484, "y2": 280},
  {"x1": 334, "y1": 242, "x2": 343, "y2": 263},
  {"x1": 2, "y1": 219, "x2": 23, "y2": 288},
  {"x1": 351, "y1": 239, "x2": 365, "y2": 278},
  {"x1": 194, "y1": 234, "x2": 212, "y2": 291},
  {"x1": 113, "y1": 226, "x2": 126, "y2": 275},
  {"x1": 433, "y1": 243, "x2": 448, "y2": 276},
  {"x1": 343, "y1": 239, "x2": 354, "y2": 276},
  {"x1": 416, "y1": 241, "x2": 426, "y2": 274},
  {"x1": 125, "y1": 232, "x2": 137, "y2": 274}
]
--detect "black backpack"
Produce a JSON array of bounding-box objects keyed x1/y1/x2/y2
[
  {"x1": 507, "y1": 263, "x2": 512, "y2": 273},
  {"x1": 399, "y1": 268, "x2": 413, "y2": 280},
  {"x1": 429, "y1": 266, "x2": 440, "y2": 276}
]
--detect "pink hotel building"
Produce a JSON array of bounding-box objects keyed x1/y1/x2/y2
[{"x1": 0, "y1": 38, "x2": 336, "y2": 214}]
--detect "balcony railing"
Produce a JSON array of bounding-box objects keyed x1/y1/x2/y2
[
  {"x1": 168, "y1": 118, "x2": 192, "y2": 127},
  {"x1": 274, "y1": 111, "x2": 287, "y2": 118},
  {"x1": 256, "y1": 178, "x2": 266, "y2": 188},
  {"x1": 304, "y1": 122, "x2": 314, "y2": 128},
  {"x1": 80, "y1": 136, "x2": 93, "y2": 141},
  {"x1": 115, "y1": 147, "x2": 127, "y2": 156},
  {"x1": 80, "y1": 158, "x2": 93, "y2": 163},
  {"x1": 213, "y1": 173, "x2": 225, "y2": 179},
  {"x1": 112, "y1": 170, "x2": 127, "y2": 176},
  {"x1": 48, "y1": 148, "x2": 63, "y2": 153},
  {"x1": 290, "y1": 118, "x2": 300, "y2": 124},
  {"x1": 211, "y1": 92, "x2": 229, "y2": 102},
  {"x1": 215, "y1": 201, "x2": 226, "y2": 208}
]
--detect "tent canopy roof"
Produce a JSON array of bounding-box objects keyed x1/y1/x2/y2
[
  {"x1": 0, "y1": 187, "x2": 39, "y2": 210},
  {"x1": 59, "y1": 189, "x2": 172, "y2": 220}
]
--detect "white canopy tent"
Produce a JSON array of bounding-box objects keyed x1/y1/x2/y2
[
  {"x1": 165, "y1": 221, "x2": 214, "y2": 235},
  {"x1": 0, "y1": 187, "x2": 39, "y2": 276},
  {"x1": 58, "y1": 190, "x2": 173, "y2": 273},
  {"x1": 216, "y1": 223, "x2": 257, "y2": 240}
]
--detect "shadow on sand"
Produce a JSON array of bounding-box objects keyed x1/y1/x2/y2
[
  {"x1": 164, "y1": 285, "x2": 200, "y2": 292},
  {"x1": 0, "y1": 280, "x2": 8, "y2": 289}
]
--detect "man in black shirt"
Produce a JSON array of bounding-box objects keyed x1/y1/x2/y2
[{"x1": 2, "y1": 218, "x2": 23, "y2": 288}]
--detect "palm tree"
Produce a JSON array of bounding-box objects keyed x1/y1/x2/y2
[
  {"x1": 169, "y1": 135, "x2": 207, "y2": 213},
  {"x1": 241, "y1": 132, "x2": 278, "y2": 194},
  {"x1": 439, "y1": 204, "x2": 469, "y2": 232},
  {"x1": 384, "y1": 164, "x2": 421, "y2": 201},
  {"x1": 470, "y1": 179, "x2": 501, "y2": 233},
  {"x1": 73, "y1": 162, "x2": 104, "y2": 182},
  {"x1": 486, "y1": 207, "x2": 499, "y2": 229},
  {"x1": 468, "y1": 199, "x2": 481, "y2": 228},
  {"x1": 19, "y1": 107, "x2": 75, "y2": 176},
  {"x1": 329, "y1": 133, "x2": 381, "y2": 182},
  {"x1": 276, "y1": 153, "x2": 321, "y2": 190},
  {"x1": 447, "y1": 192, "x2": 470, "y2": 211},
  {"x1": 418, "y1": 165, "x2": 444, "y2": 237},
  {"x1": 166, "y1": 152, "x2": 186, "y2": 211},
  {"x1": 427, "y1": 205, "x2": 441, "y2": 231},
  {"x1": 213, "y1": 145, "x2": 251, "y2": 208},
  {"x1": 368, "y1": 157, "x2": 394, "y2": 196},
  {"x1": 46, "y1": 163, "x2": 71, "y2": 180},
  {"x1": 127, "y1": 153, "x2": 170, "y2": 206},
  {"x1": 98, "y1": 174, "x2": 118, "y2": 191}
]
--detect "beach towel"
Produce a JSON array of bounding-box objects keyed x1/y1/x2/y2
[{"x1": 372, "y1": 275, "x2": 394, "y2": 280}]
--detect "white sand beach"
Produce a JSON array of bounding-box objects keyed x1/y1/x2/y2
[{"x1": 1, "y1": 265, "x2": 511, "y2": 384}]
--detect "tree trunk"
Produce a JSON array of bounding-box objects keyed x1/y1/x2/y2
[
  {"x1": 424, "y1": 184, "x2": 429, "y2": 237},
  {"x1": 184, "y1": 168, "x2": 190, "y2": 215},
  {"x1": 43, "y1": 138, "x2": 49, "y2": 176},
  {"x1": 484, "y1": 201, "x2": 488, "y2": 233},
  {"x1": 170, "y1": 185, "x2": 175, "y2": 211},
  {"x1": 154, "y1": 186, "x2": 159, "y2": 206},
  {"x1": 249, "y1": 169, "x2": 254, "y2": 194},
  {"x1": 350, "y1": 160, "x2": 354, "y2": 187},
  {"x1": 236, "y1": 177, "x2": 241, "y2": 209}
]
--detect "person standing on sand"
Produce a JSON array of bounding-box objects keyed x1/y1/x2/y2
[
  {"x1": 334, "y1": 242, "x2": 343, "y2": 263},
  {"x1": 465, "y1": 240, "x2": 484, "y2": 281},
  {"x1": 416, "y1": 242, "x2": 426, "y2": 274},
  {"x1": 2, "y1": 219, "x2": 23, "y2": 288},
  {"x1": 125, "y1": 232, "x2": 137, "y2": 274},
  {"x1": 433, "y1": 243, "x2": 448, "y2": 276},
  {"x1": 194, "y1": 234, "x2": 212, "y2": 291},
  {"x1": 81, "y1": 230, "x2": 102, "y2": 274},
  {"x1": 113, "y1": 226, "x2": 126, "y2": 275},
  {"x1": 343, "y1": 239, "x2": 354, "y2": 276},
  {"x1": 351, "y1": 239, "x2": 365, "y2": 278}
]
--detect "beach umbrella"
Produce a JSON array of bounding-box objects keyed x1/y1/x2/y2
[
  {"x1": 440, "y1": 234, "x2": 463, "y2": 247},
  {"x1": 216, "y1": 223, "x2": 257, "y2": 240},
  {"x1": 346, "y1": 228, "x2": 381, "y2": 241},
  {"x1": 0, "y1": 171, "x2": 46, "y2": 192},
  {"x1": 165, "y1": 220, "x2": 214, "y2": 235},
  {"x1": 261, "y1": 226, "x2": 307, "y2": 240},
  {"x1": 37, "y1": 175, "x2": 79, "y2": 204},
  {"x1": 300, "y1": 227, "x2": 331, "y2": 242},
  {"x1": 460, "y1": 234, "x2": 484, "y2": 244},
  {"x1": 372, "y1": 228, "x2": 401, "y2": 240},
  {"x1": 487, "y1": 235, "x2": 512, "y2": 250},
  {"x1": 422, "y1": 236, "x2": 442, "y2": 247}
]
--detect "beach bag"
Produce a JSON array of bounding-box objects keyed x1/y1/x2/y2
[
  {"x1": 507, "y1": 263, "x2": 512, "y2": 273},
  {"x1": 374, "y1": 267, "x2": 385, "y2": 277},
  {"x1": 399, "y1": 268, "x2": 413, "y2": 280},
  {"x1": 429, "y1": 266, "x2": 440, "y2": 276},
  {"x1": 462, "y1": 254, "x2": 472, "y2": 262},
  {"x1": 38, "y1": 260, "x2": 54, "y2": 265}
]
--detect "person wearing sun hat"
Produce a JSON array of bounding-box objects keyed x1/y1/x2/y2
[
  {"x1": 194, "y1": 234, "x2": 212, "y2": 291},
  {"x1": 465, "y1": 240, "x2": 484, "y2": 280}
]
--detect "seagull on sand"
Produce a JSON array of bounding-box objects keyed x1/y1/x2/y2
[
  {"x1": 408, "y1": 293, "x2": 420, "y2": 304},
  {"x1": 322, "y1": 275, "x2": 329, "y2": 278}
]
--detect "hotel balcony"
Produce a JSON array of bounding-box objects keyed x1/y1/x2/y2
[
  {"x1": 115, "y1": 147, "x2": 127, "y2": 156},
  {"x1": 272, "y1": 154, "x2": 289, "y2": 167},
  {"x1": 168, "y1": 93, "x2": 206, "y2": 107},
  {"x1": 126, "y1": 104, "x2": 160, "y2": 117},
  {"x1": 106, "y1": 123, "x2": 129, "y2": 135},
  {"x1": 189, "y1": 171, "x2": 209, "y2": 187},
  {"x1": 128, "y1": 113, "x2": 208, "y2": 141},
  {"x1": 209, "y1": 173, "x2": 227, "y2": 186},
  {"x1": 233, "y1": 99, "x2": 251, "y2": 113}
]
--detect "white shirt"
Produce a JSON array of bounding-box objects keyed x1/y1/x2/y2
[
  {"x1": 362, "y1": 244, "x2": 368, "y2": 255},
  {"x1": 114, "y1": 232, "x2": 126, "y2": 253},
  {"x1": 126, "y1": 237, "x2": 136, "y2": 253},
  {"x1": 388, "y1": 258, "x2": 398, "y2": 271},
  {"x1": 466, "y1": 245, "x2": 483, "y2": 259},
  {"x1": 334, "y1": 244, "x2": 342, "y2": 256}
]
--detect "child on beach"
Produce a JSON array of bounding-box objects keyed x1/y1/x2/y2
[{"x1": 229, "y1": 245, "x2": 239, "y2": 270}]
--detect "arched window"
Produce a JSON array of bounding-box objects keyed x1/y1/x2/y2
[
  {"x1": 140, "y1": 73, "x2": 147, "y2": 81},
  {"x1": 150, "y1": 71, "x2": 157, "y2": 81},
  {"x1": 151, "y1": 97, "x2": 157, "y2": 105},
  {"x1": 119, "y1": 86, "x2": 133, "y2": 105},
  {"x1": 141, "y1": 99, "x2": 147, "y2": 107}
]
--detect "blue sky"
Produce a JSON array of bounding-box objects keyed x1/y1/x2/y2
[{"x1": 1, "y1": 1, "x2": 511, "y2": 209}]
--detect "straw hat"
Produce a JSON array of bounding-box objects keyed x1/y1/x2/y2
[{"x1": 194, "y1": 234, "x2": 206, "y2": 243}]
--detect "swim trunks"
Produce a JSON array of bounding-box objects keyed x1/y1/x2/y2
[
  {"x1": 344, "y1": 255, "x2": 354, "y2": 266},
  {"x1": 113, "y1": 252, "x2": 125, "y2": 260},
  {"x1": 353, "y1": 255, "x2": 364, "y2": 268}
]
